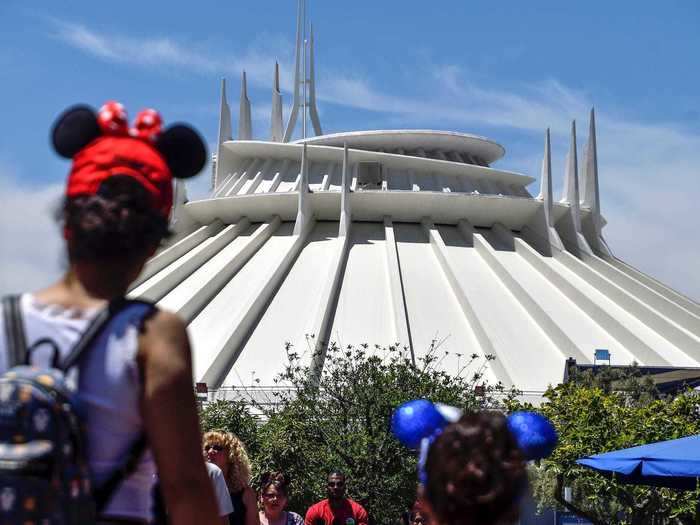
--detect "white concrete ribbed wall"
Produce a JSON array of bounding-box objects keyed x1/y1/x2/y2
[
  {"x1": 162, "y1": 218, "x2": 280, "y2": 322},
  {"x1": 201, "y1": 221, "x2": 314, "y2": 387},
  {"x1": 383, "y1": 217, "x2": 413, "y2": 357},
  {"x1": 132, "y1": 216, "x2": 699, "y2": 392},
  {"x1": 583, "y1": 254, "x2": 700, "y2": 334},
  {"x1": 131, "y1": 221, "x2": 224, "y2": 289},
  {"x1": 131, "y1": 219, "x2": 250, "y2": 302},
  {"x1": 423, "y1": 219, "x2": 514, "y2": 387},
  {"x1": 513, "y1": 237, "x2": 672, "y2": 366}
]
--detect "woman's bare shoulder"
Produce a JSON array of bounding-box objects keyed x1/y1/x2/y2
[
  {"x1": 139, "y1": 308, "x2": 191, "y2": 364},
  {"x1": 145, "y1": 308, "x2": 186, "y2": 332}
]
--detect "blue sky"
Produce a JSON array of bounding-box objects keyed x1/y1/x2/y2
[{"x1": 1, "y1": 0, "x2": 699, "y2": 300}]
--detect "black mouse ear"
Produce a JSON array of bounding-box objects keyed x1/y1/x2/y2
[
  {"x1": 155, "y1": 124, "x2": 207, "y2": 179},
  {"x1": 51, "y1": 105, "x2": 101, "y2": 158}
]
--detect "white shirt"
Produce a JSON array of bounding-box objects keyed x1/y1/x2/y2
[
  {"x1": 0, "y1": 294, "x2": 157, "y2": 520},
  {"x1": 207, "y1": 462, "x2": 234, "y2": 516}
]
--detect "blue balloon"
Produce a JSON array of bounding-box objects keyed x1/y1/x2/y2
[
  {"x1": 391, "y1": 399, "x2": 448, "y2": 449},
  {"x1": 507, "y1": 411, "x2": 558, "y2": 460}
]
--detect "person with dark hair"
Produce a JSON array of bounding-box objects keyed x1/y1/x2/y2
[
  {"x1": 419, "y1": 412, "x2": 528, "y2": 525},
  {"x1": 0, "y1": 102, "x2": 220, "y2": 525},
  {"x1": 258, "y1": 472, "x2": 303, "y2": 525},
  {"x1": 402, "y1": 500, "x2": 429, "y2": 525},
  {"x1": 304, "y1": 472, "x2": 368, "y2": 525}
]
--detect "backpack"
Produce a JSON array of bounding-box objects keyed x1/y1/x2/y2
[{"x1": 0, "y1": 295, "x2": 155, "y2": 524}]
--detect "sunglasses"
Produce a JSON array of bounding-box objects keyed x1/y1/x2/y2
[{"x1": 204, "y1": 444, "x2": 224, "y2": 452}]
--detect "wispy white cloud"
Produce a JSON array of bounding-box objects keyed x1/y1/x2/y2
[
  {"x1": 48, "y1": 18, "x2": 292, "y2": 92},
  {"x1": 0, "y1": 160, "x2": 64, "y2": 295}
]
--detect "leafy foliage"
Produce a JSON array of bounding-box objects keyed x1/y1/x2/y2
[
  {"x1": 200, "y1": 399, "x2": 260, "y2": 457},
  {"x1": 215, "y1": 338, "x2": 516, "y2": 524},
  {"x1": 513, "y1": 366, "x2": 700, "y2": 524}
]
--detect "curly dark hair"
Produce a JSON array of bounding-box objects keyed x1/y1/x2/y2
[
  {"x1": 61, "y1": 176, "x2": 170, "y2": 261},
  {"x1": 423, "y1": 411, "x2": 527, "y2": 525}
]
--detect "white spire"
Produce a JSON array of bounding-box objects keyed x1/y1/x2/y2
[
  {"x1": 532, "y1": 127, "x2": 566, "y2": 253},
  {"x1": 283, "y1": 0, "x2": 322, "y2": 142},
  {"x1": 562, "y1": 120, "x2": 583, "y2": 232},
  {"x1": 581, "y1": 108, "x2": 601, "y2": 233},
  {"x1": 539, "y1": 128, "x2": 554, "y2": 227},
  {"x1": 238, "y1": 71, "x2": 252, "y2": 140},
  {"x1": 283, "y1": 0, "x2": 304, "y2": 142},
  {"x1": 170, "y1": 178, "x2": 189, "y2": 232},
  {"x1": 173, "y1": 178, "x2": 188, "y2": 209},
  {"x1": 339, "y1": 142, "x2": 351, "y2": 237},
  {"x1": 271, "y1": 62, "x2": 284, "y2": 142},
  {"x1": 294, "y1": 142, "x2": 312, "y2": 235},
  {"x1": 308, "y1": 24, "x2": 322, "y2": 136},
  {"x1": 212, "y1": 78, "x2": 232, "y2": 190}
]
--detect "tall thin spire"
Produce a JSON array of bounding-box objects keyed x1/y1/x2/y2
[
  {"x1": 213, "y1": 78, "x2": 232, "y2": 190},
  {"x1": 271, "y1": 62, "x2": 284, "y2": 142},
  {"x1": 582, "y1": 108, "x2": 601, "y2": 233},
  {"x1": 301, "y1": 6, "x2": 307, "y2": 141},
  {"x1": 238, "y1": 71, "x2": 252, "y2": 140},
  {"x1": 561, "y1": 120, "x2": 582, "y2": 232},
  {"x1": 283, "y1": 0, "x2": 304, "y2": 142},
  {"x1": 283, "y1": 0, "x2": 322, "y2": 142},
  {"x1": 308, "y1": 24, "x2": 322, "y2": 136},
  {"x1": 529, "y1": 127, "x2": 565, "y2": 254},
  {"x1": 539, "y1": 128, "x2": 554, "y2": 228}
]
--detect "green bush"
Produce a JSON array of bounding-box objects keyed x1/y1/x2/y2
[
  {"x1": 202, "y1": 339, "x2": 515, "y2": 524},
  {"x1": 512, "y1": 366, "x2": 700, "y2": 524}
]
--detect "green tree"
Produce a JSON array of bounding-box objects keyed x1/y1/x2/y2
[
  {"x1": 515, "y1": 367, "x2": 700, "y2": 524},
  {"x1": 200, "y1": 399, "x2": 261, "y2": 457},
  {"x1": 249, "y1": 339, "x2": 517, "y2": 524}
]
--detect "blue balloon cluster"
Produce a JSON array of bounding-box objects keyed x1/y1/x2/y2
[
  {"x1": 391, "y1": 400, "x2": 558, "y2": 461},
  {"x1": 506, "y1": 411, "x2": 558, "y2": 460},
  {"x1": 390, "y1": 399, "x2": 447, "y2": 449}
]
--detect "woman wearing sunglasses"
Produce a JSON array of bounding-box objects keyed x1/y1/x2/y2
[
  {"x1": 258, "y1": 472, "x2": 303, "y2": 525},
  {"x1": 203, "y1": 431, "x2": 260, "y2": 525}
]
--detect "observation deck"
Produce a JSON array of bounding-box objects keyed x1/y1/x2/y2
[{"x1": 298, "y1": 129, "x2": 506, "y2": 166}]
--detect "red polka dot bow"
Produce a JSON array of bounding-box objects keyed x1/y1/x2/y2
[{"x1": 97, "y1": 101, "x2": 163, "y2": 142}]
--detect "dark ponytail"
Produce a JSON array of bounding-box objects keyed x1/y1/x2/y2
[{"x1": 62, "y1": 176, "x2": 170, "y2": 261}]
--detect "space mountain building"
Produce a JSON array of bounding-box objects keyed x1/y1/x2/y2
[{"x1": 129, "y1": 2, "x2": 700, "y2": 399}]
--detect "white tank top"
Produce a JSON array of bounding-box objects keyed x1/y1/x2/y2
[{"x1": 0, "y1": 294, "x2": 157, "y2": 521}]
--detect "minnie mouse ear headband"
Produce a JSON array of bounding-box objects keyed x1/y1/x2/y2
[
  {"x1": 52, "y1": 101, "x2": 207, "y2": 217},
  {"x1": 391, "y1": 399, "x2": 558, "y2": 484}
]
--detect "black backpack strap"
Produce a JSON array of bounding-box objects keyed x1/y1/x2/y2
[
  {"x1": 2, "y1": 294, "x2": 28, "y2": 367},
  {"x1": 58, "y1": 301, "x2": 118, "y2": 373},
  {"x1": 59, "y1": 298, "x2": 156, "y2": 372}
]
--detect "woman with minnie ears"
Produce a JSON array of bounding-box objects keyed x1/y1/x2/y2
[{"x1": 0, "y1": 101, "x2": 221, "y2": 525}]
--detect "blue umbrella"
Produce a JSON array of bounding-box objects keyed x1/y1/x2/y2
[{"x1": 577, "y1": 434, "x2": 700, "y2": 490}]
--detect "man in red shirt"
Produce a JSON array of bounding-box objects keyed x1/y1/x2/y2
[{"x1": 304, "y1": 472, "x2": 369, "y2": 525}]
